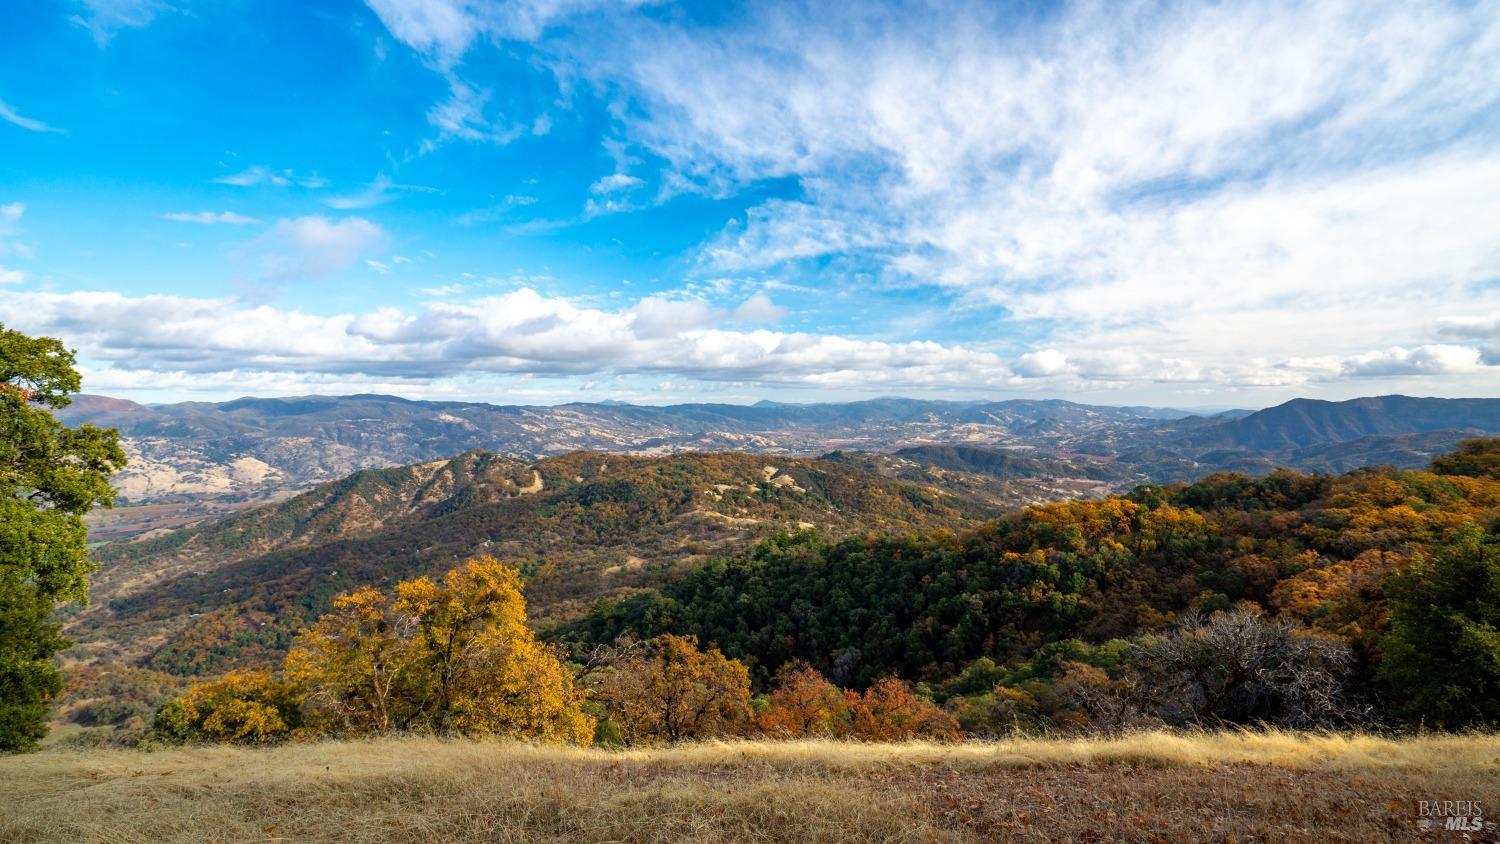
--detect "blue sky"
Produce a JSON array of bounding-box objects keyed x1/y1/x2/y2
[{"x1": 2, "y1": 0, "x2": 1499, "y2": 407}]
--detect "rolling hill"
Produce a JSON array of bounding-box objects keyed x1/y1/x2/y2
[
  {"x1": 57, "y1": 393, "x2": 1500, "y2": 545},
  {"x1": 56, "y1": 393, "x2": 1184, "y2": 508},
  {"x1": 69, "y1": 449, "x2": 999, "y2": 679}
]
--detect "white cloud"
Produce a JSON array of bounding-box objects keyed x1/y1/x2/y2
[
  {"x1": 0, "y1": 99, "x2": 65, "y2": 134},
  {"x1": 325, "y1": 175, "x2": 438, "y2": 210},
  {"x1": 590, "y1": 172, "x2": 643, "y2": 194},
  {"x1": 365, "y1": 0, "x2": 660, "y2": 66},
  {"x1": 731, "y1": 292, "x2": 785, "y2": 324},
  {"x1": 366, "y1": 259, "x2": 391, "y2": 274},
  {"x1": 420, "y1": 78, "x2": 526, "y2": 152},
  {"x1": 466, "y1": 0, "x2": 1500, "y2": 392},
  {"x1": 0, "y1": 265, "x2": 24, "y2": 284},
  {"x1": 12, "y1": 284, "x2": 1481, "y2": 400},
  {"x1": 215, "y1": 166, "x2": 291, "y2": 187},
  {"x1": 248, "y1": 216, "x2": 391, "y2": 281},
  {"x1": 0, "y1": 202, "x2": 33, "y2": 259},
  {"x1": 212, "y1": 166, "x2": 327, "y2": 189},
  {"x1": 1339, "y1": 345, "x2": 1482, "y2": 378},
  {"x1": 70, "y1": 0, "x2": 168, "y2": 45},
  {"x1": 0, "y1": 287, "x2": 1007, "y2": 390},
  {"x1": 1013, "y1": 349, "x2": 1070, "y2": 379},
  {"x1": 162, "y1": 211, "x2": 262, "y2": 225}
]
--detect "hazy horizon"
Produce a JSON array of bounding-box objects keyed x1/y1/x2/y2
[{"x1": 71, "y1": 388, "x2": 1496, "y2": 418}]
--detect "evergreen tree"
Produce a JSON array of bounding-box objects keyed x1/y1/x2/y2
[{"x1": 1380, "y1": 525, "x2": 1500, "y2": 728}]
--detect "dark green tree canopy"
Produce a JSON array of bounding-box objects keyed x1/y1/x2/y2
[
  {"x1": 1379, "y1": 525, "x2": 1500, "y2": 728},
  {"x1": 0, "y1": 327, "x2": 125, "y2": 602},
  {"x1": 0, "y1": 325, "x2": 125, "y2": 751}
]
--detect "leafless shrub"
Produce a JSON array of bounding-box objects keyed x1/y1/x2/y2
[{"x1": 1129, "y1": 607, "x2": 1362, "y2": 728}]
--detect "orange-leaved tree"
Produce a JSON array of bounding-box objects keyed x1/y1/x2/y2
[
  {"x1": 755, "y1": 661, "x2": 851, "y2": 738},
  {"x1": 589, "y1": 634, "x2": 751, "y2": 744},
  {"x1": 284, "y1": 556, "x2": 593, "y2": 744},
  {"x1": 847, "y1": 676, "x2": 958, "y2": 741}
]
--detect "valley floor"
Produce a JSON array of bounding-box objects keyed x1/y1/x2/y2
[{"x1": 2, "y1": 731, "x2": 1495, "y2": 843}]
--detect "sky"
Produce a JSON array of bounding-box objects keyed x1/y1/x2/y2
[{"x1": 1, "y1": 0, "x2": 1498, "y2": 409}]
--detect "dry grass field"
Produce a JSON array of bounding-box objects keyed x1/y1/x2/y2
[{"x1": 2, "y1": 731, "x2": 1496, "y2": 843}]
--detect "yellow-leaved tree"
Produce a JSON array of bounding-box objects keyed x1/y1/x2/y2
[
  {"x1": 284, "y1": 556, "x2": 593, "y2": 744},
  {"x1": 151, "y1": 670, "x2": 303, "y2": 745}
]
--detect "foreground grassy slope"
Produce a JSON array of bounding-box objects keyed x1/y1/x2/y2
[{"x1": 4, "y1": 732, "x2": 1495, "y2": 843}]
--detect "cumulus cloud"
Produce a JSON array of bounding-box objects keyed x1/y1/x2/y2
[
  {"x1": 1339, "y1": 345, "x2": 1482, "y2": 378},
  {"x1": 1013, "y1": 349, "x2": 1070, "y2": 379},
  {"x1": 0, "y1": 287, "x2": 1008, "y2": 390},
  {"x1": 162, "y1": 211, "x2": 262, "y2": 225},
  {"x1": 10, "y1": 284, "x2": 1478, "y2": 399}
]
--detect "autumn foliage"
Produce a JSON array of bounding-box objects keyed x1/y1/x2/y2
[
  {"x1": 753, "y1": 662, "x2": 957, "y2": 740},
  {"x1": 151, "y1": 670, "x2": 302, "y2": 744},
  {"x1": 755, "y1": 662, "x2": 850, "y2": 738},
  {"x1": 588, "y1": 634, "x2": 751, "y2": 744},
  {"x1": 156, "y1": 557, "x2": 593, "y2": 745},
  {"x1": 284, "y1": 556, "x2": 593, "y2": 743},
  {"x1": 846, "y1": 677, "x2": 959, "y2": 740}
]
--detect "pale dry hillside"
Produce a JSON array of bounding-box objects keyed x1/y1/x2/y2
[{"x1": 2, "y1": 731, "x2": 1496, "y2": 843}]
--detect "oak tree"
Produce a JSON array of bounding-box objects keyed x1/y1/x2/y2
[
  {"x1": 0, "y1": 326, "x2": 124, "y2": 751},
  {"x1": 755, "y1": 661, "x2": 850, "y2": 738},
  {"x1": 590, "y1": 634, "x2": 750, "y2": 744},
  {"x1": 285, "y1": 556, "x2": 593, "y2": 743}
]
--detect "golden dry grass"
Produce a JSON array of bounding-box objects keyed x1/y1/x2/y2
[{"x1": 2, "y1": 731, "x2": 1496, "y2": 843}]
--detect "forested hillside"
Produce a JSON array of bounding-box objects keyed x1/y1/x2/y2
[
  {"x1": 57, "y1": 439, "x2": 1500, "y2": 743},
  {"x1": 66, "y1": 450, "x2": 990, "y2": 682},
  {"x1": 560, "y1": 439, "x2": 1500, "y2": 729}
]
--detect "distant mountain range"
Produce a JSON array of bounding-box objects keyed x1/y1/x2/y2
[
  {"x1": 1179, "y1": 396, "x2": 1500, "y2": 450},
  {"x1": 57, "y1": 392, "x2": 1500, "y2": 539}
]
